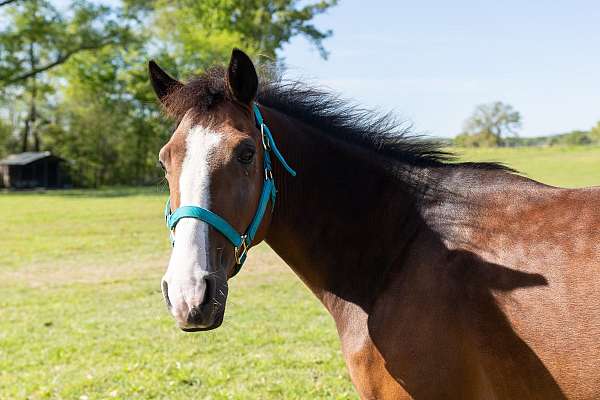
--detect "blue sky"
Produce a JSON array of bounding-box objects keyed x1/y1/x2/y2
[{"x1": 280, "y1": 1, "x2": 600, "y2": 137}]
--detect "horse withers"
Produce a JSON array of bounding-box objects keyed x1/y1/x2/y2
[{"x1": 151, "y1": 49, "x2": 600, "y2": 399}]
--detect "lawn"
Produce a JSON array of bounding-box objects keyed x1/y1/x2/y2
[
  {"x1": 454, "y1": 145, "x2": 600, "y2": 188},
  {"x1": 0, "y1": 187, "x2": 352, "y2": 399},
  {"x1": 1, "y1": 146, "x2": 599, "y2": 399}
]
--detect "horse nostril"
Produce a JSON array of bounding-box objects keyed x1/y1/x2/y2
[
  {"x1": 201, "y1": 276, "x2": 213, "y2": 306},
  {"x1": 187, "y1": 305, "x2": 203, "y2": 325},
  {"x1": 186, "y1": 277, "x2": 215, "y2": 325},
  {"x1": 161, "y1": 280, "x2": 172, "y2": 310}
]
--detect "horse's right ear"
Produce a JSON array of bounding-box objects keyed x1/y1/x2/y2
[
  {"x1": 226, "y1": 49, "x2": 258, "y2": 105},
  {"x1": 148, "y1": 60, "x2": 183, "y2": 103}
]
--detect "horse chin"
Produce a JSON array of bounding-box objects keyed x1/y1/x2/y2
[{"x1": 180, "y1": 309, "x2": 225, "y2": 332}]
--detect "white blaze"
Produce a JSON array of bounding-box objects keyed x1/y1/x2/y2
[{"x1": 163, "y1": 126, "x2": 223, "y2": 325}]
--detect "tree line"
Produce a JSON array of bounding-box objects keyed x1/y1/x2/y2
[
  {"x1": 455, "y1": 101, "x2": 600, "y2": 148},
  {"x1": 0, "y1": 0, "x2": 337, "y2": 187}
]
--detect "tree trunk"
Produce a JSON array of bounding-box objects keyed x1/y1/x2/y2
[
  {"x1": 31, "y1": 80, "x2": 39, "y2": 151},
  {"x1": 21, "y1": 118, "x2": 29, "y2": 152},
  {"x1": 21, "y1": 41, "x2": 39, "y2": 152},
  {"x1": 29, "y1": 42, "x2": 39, "y2": 152}
]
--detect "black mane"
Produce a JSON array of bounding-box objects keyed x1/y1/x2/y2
[{"x1": 163, "y1": 66, "x2": 511, "y2": 172}]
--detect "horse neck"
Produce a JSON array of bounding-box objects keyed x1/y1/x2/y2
[{"x1": 262, "y1": 107, "x2": 430, "y2": 313}]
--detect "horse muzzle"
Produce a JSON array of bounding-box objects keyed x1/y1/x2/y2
[{"x1": 161, "y1": 273, "x2": 228, "y2": 331}]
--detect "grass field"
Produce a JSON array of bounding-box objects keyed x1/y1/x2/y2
[
  {"x1": 1, "y1": 146, "x2": 599, "y2": 399},
  {"x1": 453, "y1": 146, "x2": 600, "y2": 188}
]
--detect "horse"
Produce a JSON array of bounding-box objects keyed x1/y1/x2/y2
[{"x1": 150, "y1": 49, "x2": 600, "y2": 399}]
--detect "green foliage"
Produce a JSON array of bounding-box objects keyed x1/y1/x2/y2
[
  {"x1": 44, "y1": 44, "x2": 170, "y2": 186},
  {"x1": 0, "y1": 0, "x2": 337, "y2": 186},
  {"x1": 458, "y1": 101, "x2": 522, "y2": 147},
  {"x1": 590, "y1": 121, "x2": 600, "y2": 143},
  {"x1": 0, "y1": 0, "x2": 135, "y2": 152},
  {"x1": 455, "y1": 106, "x2": 599, "y2": 150},
  {"x1": 153, "y1": 0, "x2": 336, "y2": 74},
  {"x1": 0, "y1": 117, "x2": 12, "y2": 157},
  {"x1": 548, "y1": 130, "x2": 592, "y2": 146},
  {"x1": 0, "y1": 0, "x2": 133, "y2": 85},
  {"x1": 454, "y1": 131, "x2": 500, "y2": 147},
  {"x1": 464, "y1": 125, "x2": 600, "y2": 148}
]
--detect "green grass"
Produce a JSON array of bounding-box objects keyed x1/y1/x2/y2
[
  {"x1": 0, "y1": 187, "x2": 353, "y2": 399},
  {"x1": 1, "y1": 146, "x2": 599, "y2": 399},
  {"x1": 453, "y1": 145, "x2": 600, "y2": 188},
  {"x1": 0, "y1": 187, "x2": 168, "y2": 270},
  {"x1": 0, "y1": 250, "x2": 351, "y2": 399}
]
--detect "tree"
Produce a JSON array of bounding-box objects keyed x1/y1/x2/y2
[
  {"x1": 0, "y1": 0, "x2": 337, "y2": 186},
  {"x1": 461, "y1": 101, "x2": 522, "y2": 147},
  {"x1": 0, "y1": 0, "x2": 23, "y2": 7},
  {"x1": 0, "y1": 118, "x2": 12, "y2": 157},
  {"x1": 0, "y1": 0, "x2": 133, "y2": 152},
  {"x1": 152, "y1": 0, "x2": 337, "y2": 74},
  {"x1": 0, "y1": 1, "x2": 132, "y2": 85}
]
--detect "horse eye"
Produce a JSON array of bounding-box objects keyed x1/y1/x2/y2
[
  {"x1": 237, "y1": 148, "x2": 255, "y2": 165},
  {"x1": 158, "y1": 160, "x2": 166, "y2": 171}
]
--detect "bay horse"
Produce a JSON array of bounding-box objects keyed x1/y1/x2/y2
[{"x1": 150, "y1": 49, "x2": 600, "y2": 399}]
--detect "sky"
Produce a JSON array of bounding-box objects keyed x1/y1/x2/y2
[{"x1": 280, "y1": 0, "x2": 600, "y2": 137}]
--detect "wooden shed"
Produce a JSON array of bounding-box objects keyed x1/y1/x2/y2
[{"x1": 0, "y1": 151, "x2": 68, "y2": 189}]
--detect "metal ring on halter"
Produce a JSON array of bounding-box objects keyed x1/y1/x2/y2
[
  {"x1": 261, "y1": 124, "x2": 271, "y2": 150},
  {"x1": 234, "y1": 235, "x2": 249, "y2": 265}
]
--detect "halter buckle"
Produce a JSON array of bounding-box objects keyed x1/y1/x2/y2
[{"x1": 234, "y1": 235, "x2": 249, "y2": 265}]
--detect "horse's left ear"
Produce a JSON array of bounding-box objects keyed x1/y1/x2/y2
[
  {"x1": 226, "y1": 49, "x2": 258, "y2": 105},
  {"x1": 148, "y1": 60, "x2": 183, "y2": 104}
]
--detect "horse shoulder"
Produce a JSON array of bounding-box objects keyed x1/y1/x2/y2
[{"x1": 444, "y1": 183, "x2": 600, "y2": 399}]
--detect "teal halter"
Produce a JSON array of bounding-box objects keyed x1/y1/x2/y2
[{"x1": 165, "y1": 103, "x2": 296, "y2": 277}]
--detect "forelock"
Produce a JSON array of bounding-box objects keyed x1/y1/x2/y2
[{"x1": 162, "y1": 66, "x2": 227, "y2": 120}]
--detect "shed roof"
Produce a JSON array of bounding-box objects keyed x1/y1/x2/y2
[{"x1": 0, "y1": 151, "x2": 58, "y2": 166}]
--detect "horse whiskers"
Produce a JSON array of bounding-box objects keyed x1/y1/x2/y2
[
  {"x1": 155, "y1": 177, "x2": 168, "y2": 192},
  {"x1": 204, "y1": 271, "x2": 227, "y2": 284}
]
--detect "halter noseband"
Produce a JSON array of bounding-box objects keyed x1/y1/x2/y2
[{"x1": 164, "y1": 103, "x2": 296, "y2": 277}]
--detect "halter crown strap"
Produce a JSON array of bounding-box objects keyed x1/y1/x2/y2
[
  {"x1": 253, "y1": 103, "x2": 296, "y2": 177},
  {"x1": 165, "y1": 102, "x2": 295, "y2": 277}
]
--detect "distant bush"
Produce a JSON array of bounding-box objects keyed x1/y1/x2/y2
[
  {"x1": 591, "y1": 122, "x2": 600, "y2": 143},
  {"x1": 454, "y1": 131, "x2": 501, "y2": 147},
  {"x1": 453, "y1": 125, "x2": 600, "y2": 148},
  {"x1": 548, "y1": 130, "x2": 592, "y2": 146},
  {"x1": 454, "y1": 100, "x2": 600, "y2": 148}
]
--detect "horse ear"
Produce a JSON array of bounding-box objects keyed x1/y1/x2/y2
[
  {"x1": 226, "y1": 49, "x2": 258, "y2": 105},
  {"x1": 148, "y1": 60, "x2": 183, "y2": 103}
]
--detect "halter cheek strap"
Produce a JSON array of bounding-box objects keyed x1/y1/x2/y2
[{"x1": 164, "y1": 103, "x2": 296, "y2": 277}]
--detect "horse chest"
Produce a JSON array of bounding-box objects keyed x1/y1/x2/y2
[
  {"x1": 332, "y1": 294, "x2": 473, "y2": 399},
  {"x1": 340, "y1": 331, "x2": 411, "y2": 400}
]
